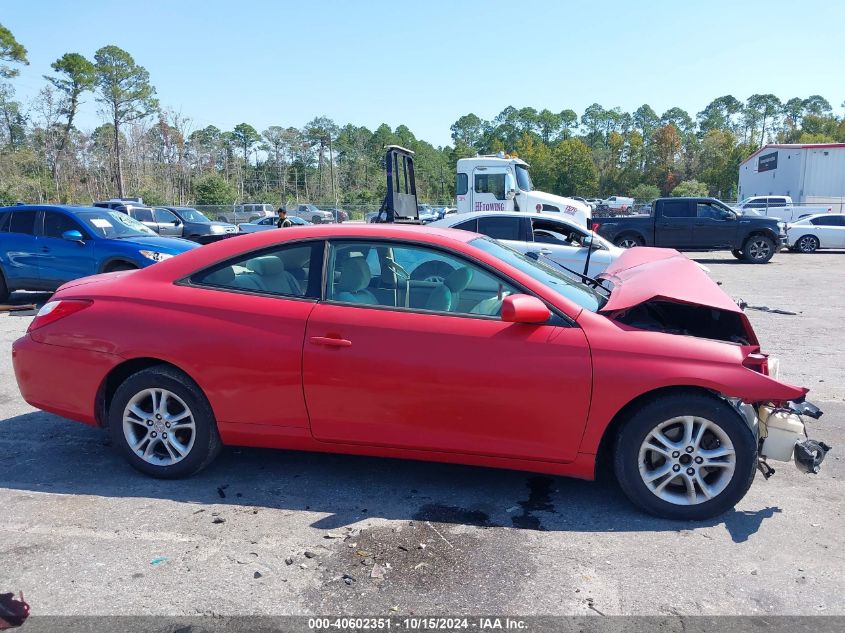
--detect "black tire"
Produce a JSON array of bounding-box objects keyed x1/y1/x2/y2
[
  {"x1": 614, "y1": 234, "x2": 643, "y2": 249},
  {"x1": 0, "y1": 268, "x2": 9, "y2": 303},
  {"x1": 794, "y1": 234, "x2": 819, "y2": 254},
  {"x1": 311, "y1": 215, "x2": 322, "y2": 224},
  {"x1": 730, "y1": 249, "x2": 744, "y2": 260},
  {"x1": 410, "y1": 260, "x2": 456, "y2": 283},
  {"x1": 105, "y1": 262, "x2": 138, "y2": 273},
  {"x1": 742, "y1": 235, "x2": 776, "y2": 263},
  {"x1": 108, "y1": 365, "x2": 222, "y2": 479},
  {"x1": 613, "y1": 392, "x2": 757, "y2": 520}
]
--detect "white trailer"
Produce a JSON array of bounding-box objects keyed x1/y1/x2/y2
[
  {"x1": 738, "y1": 143, "x2": 845, "y2": 213},
  {"x1": 456, "y1": 153, "x2": 591, "y2": 228}
]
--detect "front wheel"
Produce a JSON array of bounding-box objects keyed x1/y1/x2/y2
[
  {"x1": 614, "y1": 393, "x2": 757, "y2": 520},
  {"x1": 742, "y1": 236, "x2": 776, "y2": 263},
  {"x1": 109, "y1": 365, "x2": 221, "y2": 478},
  {"x1": 311, "y1": 215, "x2": 323, "y2": 224}
]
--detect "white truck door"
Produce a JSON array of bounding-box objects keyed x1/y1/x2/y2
[{"x1": 471, "y1": 169, "x2": 509, "y2": 212}]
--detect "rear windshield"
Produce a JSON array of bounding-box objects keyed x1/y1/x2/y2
[{"x1": 470, "y1": 237, "x2": 605, "y2": 312}]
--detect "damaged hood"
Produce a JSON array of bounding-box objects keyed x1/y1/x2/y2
[{"x1": 598, "y1": 247, "x2": 741, "y2": 314}]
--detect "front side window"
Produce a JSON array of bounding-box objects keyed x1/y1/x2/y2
[
  {"x1": 192, "y1": 242, "x2": 322, "y2": 298},
  {"x1": 9, "y1": 211, "x2": 37, "y2": 235},
  {"x1": 697, "y1": 203, "x2": 724, "y2": 220},
  {"x1": 327, "y1": 240, "x2": 519, "y2": 317},
  {"x1": 154, "y1": 208, "x2": 179, "y2": 223},
  {"x1": 474, "y1": 173, "x2": 507, "y2": 200},
  {"x1": 177, "y1": 208, "x2": 208, "y2": 223},
  {"x1": 43, "y1": 212, "x2": 87, "y2": 239},
  {"x1": 532, "y1": 219, "x2": 591, "y2": 247},
  {"x1": 456, "y1": 173, "x2": 468, "y2": 196}
]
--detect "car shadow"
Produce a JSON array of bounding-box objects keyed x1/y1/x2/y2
[
  {"x1": 3, "y1": 291, "x2": 52, "y2": 316},
  {"x1": 0, "y1": 411, "x2": 778, "y2": 543}
]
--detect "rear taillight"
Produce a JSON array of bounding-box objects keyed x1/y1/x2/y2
[
  {"x1": 743, "y1": 352, "x2": 769, "y2": 375},
  {"x1": 27, "y1": 299, "x2": 92, "y2": 332}
]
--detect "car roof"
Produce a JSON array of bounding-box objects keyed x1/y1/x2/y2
[
  {"x1": 432, "y1": 210, "x2": 591, "y2": 228},
  {"x1": 0, "y1": 204, "x2": 106, "y2": 215}
]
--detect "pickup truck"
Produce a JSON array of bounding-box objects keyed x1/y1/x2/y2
[
  {"x1": 593, "y1": 197, "x2": 787, "y2": 263},
  {"x1": 734, "y1": 195, "x2": 833, "y2": 222}
]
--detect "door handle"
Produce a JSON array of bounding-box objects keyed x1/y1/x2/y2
[
  {"x1": 309, "y1": 336, "x2": 352, "y2": 348},
  {"x1": 41, "y1": 246, "x2": 50, "y2": 253}
]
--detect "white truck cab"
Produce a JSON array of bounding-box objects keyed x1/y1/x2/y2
[{"x1": 456, "y1": 153, "x2": 591, "y2": 228}]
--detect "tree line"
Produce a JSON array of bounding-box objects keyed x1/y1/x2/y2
[{"x1": 2, "y1": 22, "x2": 844, "y2": 209}]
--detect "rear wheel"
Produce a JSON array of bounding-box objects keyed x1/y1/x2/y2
[
  {"x1": 615, "y1": 235, "x2": 642, "y2": 249},
  {"x1": 730, "y1": 249, "x2": 744, "y2": 260},
  {"x1": 742, "y1": 236, "x2": 776, "y2": 263},
  {"x1": 795, "y1": 234, "x2": 819, "y2": 253},
  {"x1": 109, "y1": 365, "x2": 221, "y2": 478},
  {"x1": 614, "y1": 393, "x2": 757, "y2": 520}
]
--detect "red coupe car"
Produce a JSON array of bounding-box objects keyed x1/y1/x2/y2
[{"x1": 12, "y1": 224, "x2": 826, "y2": 520}]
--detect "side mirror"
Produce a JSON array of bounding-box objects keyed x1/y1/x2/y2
[
  {"x1": 501, "y1": 294, "x2": 551, "y2": 324},
  {"x1": 62, "y1": 229, "x2": 84, "y2": 243},
  {"x1": 172, "y1": 219, "x2": 181, "y2": 225},
  {"x1": 724, "y1": 212, "x2": 736, "y2": 221},
  {"x1": 506, "y1": 188, "x2": 516, "y2": 200}
]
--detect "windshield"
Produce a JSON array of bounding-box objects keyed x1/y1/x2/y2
[
  {"x1": 177, "y1": 208, "x2": 210, "y2": 223},
  {"x1": 515, "y1": 164, "x2": 533, "y2": 192},
  {"x1": 78, "y1": 210, "x2": 157, "y2": 238},
  {"x1": 470, "y1": 237, "x2": 605, "y2": 312}
]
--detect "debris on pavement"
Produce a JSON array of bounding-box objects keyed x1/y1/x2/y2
[
  {"x1": 253, "y1": 571, "x2": 262, "y2": 579},
  {"x1": 370, "y1": 564, "x2": 386, "y2": 579},
  {"x1": 150, "y1": 557, "x2": 168, "y2": 566},
  {"x1": 212, "y1": 517, "x2": 225, "y2": 524},
  {"x1": 304, "y1": 551, "x2": 317, "y2": 559},
  {"x1": 285, "y1": 557, "x2": 294, "y2": 566}
]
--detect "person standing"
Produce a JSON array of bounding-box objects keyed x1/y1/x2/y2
[{"x1": 276, "y1": 207, "x2": 292, "y2": 228}]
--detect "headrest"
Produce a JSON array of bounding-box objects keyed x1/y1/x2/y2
[
  {"x1": 445, "y1": 266, "x2": 473, "y2": 292},
  {"x1": 205, "y1": 266, "x2": 235, "y2": 285},
  {"x1": 248, "y1": 255, "x2": 285, "y2": 276},
  {"x1": 337, "y1": 257, "x2": 371, "y2": 293}
]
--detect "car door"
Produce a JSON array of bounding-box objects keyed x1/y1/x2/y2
[
  {"x1": 154, "y1": 207, "x2": 184, "y2": 237},
  {"x1": 1, "y1": 209, "x2": 42, "y2": 289},
  {"x1": 37, "y1": 210, "x2": 98, "y2": 287},
  {"x1": 471, "y1": 169, "x2": 508, "y2": 212},
  {"x1": 693, "y1": 202, "x2": 739, "y2": 248},
  {"x1": 302, "y1": 239, "x2": 592, "y2": 463},
  {"x1": 654, "y1": 199, "x2": 694, "y2": 247}
]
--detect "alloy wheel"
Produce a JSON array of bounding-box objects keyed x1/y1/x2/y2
[
  {"x1": 618, "y1": 238, "x2": 639, "y2": 249},
  {"x1": 122, "y1": 388, "x2": 196, "y2": 466},
  {"x1": 798, "y1": 236, "x2": 818, "y2": 253},
  {"x1": 638, "y1": 415, "x2": 736, "y2": 506},
  {"x1": 747, "y1": 239, "x2": 772, "y2": 260}
]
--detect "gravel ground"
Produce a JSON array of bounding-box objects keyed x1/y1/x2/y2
[{"x1": 0, "y1": 249, "x2": 842, "y2": 618}]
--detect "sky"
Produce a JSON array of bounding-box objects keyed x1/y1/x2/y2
[{"x1": 3, "y1": 0, "x2": 845, "y2": 147}]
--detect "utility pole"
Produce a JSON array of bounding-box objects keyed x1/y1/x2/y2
[{"x1": 327, "y1": 134, "x2": 337, "y2": 207}]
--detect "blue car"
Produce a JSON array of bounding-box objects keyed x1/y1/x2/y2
[{"x1": 0, "y1": 204, "x2": 199, "y2": 301}]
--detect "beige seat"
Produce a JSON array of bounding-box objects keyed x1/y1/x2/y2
[
  {"x1": 333, "y1": 258, "x2": 378, "y2": 304},
  {"x1": 247, "y1": 256, "x2": 303, "y2": 295}
]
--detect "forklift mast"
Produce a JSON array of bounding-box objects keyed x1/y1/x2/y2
[{"x1": 372, "y1": 145, "x2": 420, "y2": 223}]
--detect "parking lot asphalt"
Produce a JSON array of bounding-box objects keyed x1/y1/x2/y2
[{"x1": 0, "y1": 250, "x2": 843, "y2": 617}]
